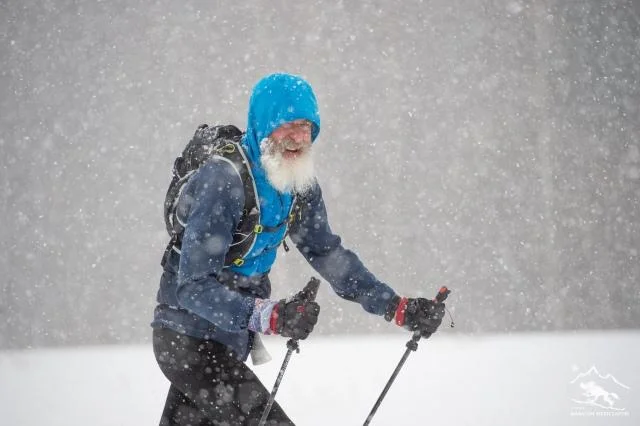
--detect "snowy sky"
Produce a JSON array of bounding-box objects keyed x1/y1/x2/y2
[{"x1": 1, "y1": 0, "x2": 639, "y2": 348}]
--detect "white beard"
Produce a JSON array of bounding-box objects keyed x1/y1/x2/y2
[{"x1": 260, "y1": 138, "x2": 316, "y2": 194}]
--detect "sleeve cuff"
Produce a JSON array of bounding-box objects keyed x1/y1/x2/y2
[{"x1": 384, "y1": 295, "x2": 402, "y2": 322}]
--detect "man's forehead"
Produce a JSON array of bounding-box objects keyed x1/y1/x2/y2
[{"x1": 278, "y1": 119, "x2": 312, "y2": 129}]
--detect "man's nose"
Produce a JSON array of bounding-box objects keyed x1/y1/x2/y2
[{"x1": 292, "y1": 130, "x2": 310, "y2": 144}]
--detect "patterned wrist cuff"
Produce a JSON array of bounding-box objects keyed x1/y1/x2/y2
[
  {"x1": 248, "y1": 299, "x2": 279, "y2": 334},
  {"x1": 395, "y1": 297, "x2": 409, "y2": 327}
]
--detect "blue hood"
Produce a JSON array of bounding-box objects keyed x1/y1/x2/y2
[{"x1": 242, "y1": 73, "x2": 321, "y2": 165}]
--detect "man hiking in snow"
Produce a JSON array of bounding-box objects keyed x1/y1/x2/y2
[{"x1": 151, "y1": 73, "x2": 447, "y2": 425}]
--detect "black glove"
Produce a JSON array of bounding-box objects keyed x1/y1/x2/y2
[
  {"x1": 386, "y1": 296, "x2": 445, "y2": 338},
  {"x1": 271, "y1": 298, "x2": 320, "y2": 340},
  {"x1": 405, "y1": 298, "x2": 445, "y2": 337}
]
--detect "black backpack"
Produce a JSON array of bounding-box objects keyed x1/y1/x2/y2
[{"x1": 161, "y1": 124, "x2": 261, "y2": 268}]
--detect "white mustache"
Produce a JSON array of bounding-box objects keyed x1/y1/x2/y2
[{"x1": 274, "y1": 138, "x2": 309, "y2": 152}]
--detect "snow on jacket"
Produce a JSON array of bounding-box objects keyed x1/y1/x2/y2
[{"x1": 152, "y1": 73, "x2": 397, "y2": 359}]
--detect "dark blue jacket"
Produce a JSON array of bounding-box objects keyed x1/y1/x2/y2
[{"x1": 152, "y1": 74, "x2": 397, "y2": 359}]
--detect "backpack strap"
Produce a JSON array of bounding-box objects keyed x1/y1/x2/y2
[
  {"x1": 222, "y1": 141, "x2": 261, "y2": 267},
  {"x1": 281, "y1": 190, "x2": 312, "y2": 252}
]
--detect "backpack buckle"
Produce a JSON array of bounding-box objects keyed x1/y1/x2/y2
[
  {"x1": 233, "y1": 258, "x2": 245, "y2": 266},
  {"x1": 253, "y1": 224, "x2": 263, "y2": 234}
]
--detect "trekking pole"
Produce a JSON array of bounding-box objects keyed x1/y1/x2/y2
[
  {"x1": 363, "y1": 286, "x2": 451, "y2": 426},
  {"x1": 258, "y1": 277, "x2": 321, "y2": 426}
]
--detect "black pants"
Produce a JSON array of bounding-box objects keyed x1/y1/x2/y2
[{"x1": 153, "y1": 327, "x2": 294, "y2": 426}]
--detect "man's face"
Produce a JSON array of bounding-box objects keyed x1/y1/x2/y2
[
  {"x1": 260, "y1": 119, "x2": 316, "y2": 194},
  {"x1": 266, "y1": 119, "x2": 313, "y2": 160}
]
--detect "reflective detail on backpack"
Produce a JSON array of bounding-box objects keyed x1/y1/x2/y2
[
  {"x1": 165, "y1": 170, "x2": 197, "y2": 234},
  {"x1": 172, "y1": 175, "x2": 194, "y2": 229}
]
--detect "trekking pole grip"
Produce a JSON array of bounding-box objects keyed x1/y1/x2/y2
[
  {"x1": 301, "y1": 276, "x2": 321, "y2": 302},
  {"x1": 410, "y1": 286, "x2": 450, "y2": 347},
  {"x1": 287, "y1": 277, "x2": 320, "y2": 352},
  {"x1": 434, "y1": 286, "x2": 450, "y2": 303}
]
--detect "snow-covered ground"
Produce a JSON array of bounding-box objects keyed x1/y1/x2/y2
[{"x1": 1, "y1": 331, "x2": 638, "y2": 425}]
